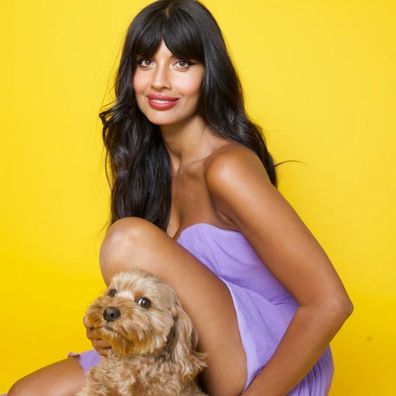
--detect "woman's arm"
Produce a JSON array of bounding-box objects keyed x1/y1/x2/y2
[{"x1": 204, "y1": 146, "x2": 353, "y2": 396}]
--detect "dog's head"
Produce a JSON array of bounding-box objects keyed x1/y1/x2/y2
[{"x1": 84, "y1": 269, "x2": 206, "y2": 380}]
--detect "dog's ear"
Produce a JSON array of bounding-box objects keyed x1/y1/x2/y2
[{"x1": 167, "y1": 301, "x2": 207, "y2": 383}]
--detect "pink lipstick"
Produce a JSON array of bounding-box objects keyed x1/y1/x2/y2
[{"x1": 147, "y1": 93, "x2": 179, "y2": 110}]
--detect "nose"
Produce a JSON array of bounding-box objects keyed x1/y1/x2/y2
[
  {"x1": 151, "y1": 61, "x2": 170, "y2": 90},
  {"x1": 103, "y1": 307, "x2": 121, "y2": 322}
]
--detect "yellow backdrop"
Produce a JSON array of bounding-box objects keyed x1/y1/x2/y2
[{"x1": 1, "y1": 0, "x2": 394, "y2": 394}]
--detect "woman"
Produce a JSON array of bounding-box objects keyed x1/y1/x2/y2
[{"x1": 8, "y1": 0, "x2": 353, "y2": 395}]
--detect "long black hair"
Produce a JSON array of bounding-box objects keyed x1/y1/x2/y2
[{"x1": 99, "y1": 0, "x2": 280, "y2": 231}]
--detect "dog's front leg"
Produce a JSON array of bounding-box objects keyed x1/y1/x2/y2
[
  {"x1": 75, "y1": 366, "x2": 123, "y2": 396},
  {"x1": 76, "y1": 382, "x2": 123, "y2": 396},
  {"x1": 75, "y1": 382, "x2": 97, "y2": 396}
]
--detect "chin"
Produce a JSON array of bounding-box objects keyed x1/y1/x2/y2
[{"x1": 139, "y1": 105, "x2": 198, "y2": 128}]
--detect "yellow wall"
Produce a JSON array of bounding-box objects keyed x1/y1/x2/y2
[{"x1": 1, "y1": 0, "x2": 394, "y2": 394}]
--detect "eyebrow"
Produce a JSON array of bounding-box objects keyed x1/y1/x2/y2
[{"x1": 137, "y1": 53, "x2": 184, "y2": 61}]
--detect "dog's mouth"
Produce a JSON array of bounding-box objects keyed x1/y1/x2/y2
[
  {"x1": 100, "y1": 324, "x2": 140, "y2": 357},
  {"x1": 103, "y1": 323, "x2": 121, "y2": 336},
  {"x1": 102, "y1": 324, "x2": 132, "y2": 344},
  {"x1": 91, "y1": 323, "x2": 119, "y2": 338}
]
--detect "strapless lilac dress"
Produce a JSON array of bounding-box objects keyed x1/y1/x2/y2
[{"x1": 68, "y1": 223, "x2": 334, "y2": 395}]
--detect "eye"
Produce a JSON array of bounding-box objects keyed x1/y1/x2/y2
[
  {"x1": 136, "y1": 58, "x2": 153, "y2": 68},
  {"x1": 136, "y1": 297, "x2": 151, "y2": 308},
  {"x1": 136, "y1": 58, "x2": 195, "y2": 70},
  {"x1": 174, "y1": 60, "x2": 194, "y2": 69},
  {"x1": 108, "y1": 289, "x2": 117, "y2": 297}
]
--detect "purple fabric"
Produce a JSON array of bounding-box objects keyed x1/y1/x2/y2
[
  {"x1": 68, "y1": 350, "x2": 101, "y2": 372},
  {"x1": 68, "y1": 222, "x2": 333, "y2": 394},
  {"x1": 176, "y1": 223, "x2": 334, "y2": 395}
]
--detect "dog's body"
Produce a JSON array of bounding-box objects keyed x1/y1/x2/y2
[
  {"x1": 79, "y1": 354, "x2": 205, "y2": 396},
  {"x1": 77, "y1": 269, "x2": 207, "y2": 396}
]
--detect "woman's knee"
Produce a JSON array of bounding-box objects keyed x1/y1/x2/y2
[
  {"x1": 99, "y1": 216, "x2": 163, "y2": 285},
  {"x1": 8, "y1": 379, "x2": 39, "y2": 396},
  {"x1": 7, "y1": 357, "x2": 85, "y2": 396},
  {"x1": 102, "y1": 216, "x2": 152, "y2": 247},
  {"x1": 8, "y1": 379, "x2": 26, "y2": 396}
]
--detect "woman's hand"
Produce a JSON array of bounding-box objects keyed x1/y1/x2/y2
[{"x1": 83, "y1": 316, "x2": 112, "y2": 357}]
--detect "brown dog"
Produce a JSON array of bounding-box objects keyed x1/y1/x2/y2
[{"x1": 77, "y1": 269, "x2": 207, "y2": 396}]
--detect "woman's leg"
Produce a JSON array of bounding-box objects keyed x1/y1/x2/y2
[
  {"x1": 99, "y1": 217, "x2": 247, "y2": 396},
  {"x1": 7, "y1": 356, "x2": 85, "y2": 396}
]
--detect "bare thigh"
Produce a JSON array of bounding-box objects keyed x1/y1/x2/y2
[
  {"x1": 99, "y1": 217, "x2": 247, "y2": 396},
  {"x1": 8, "y1": 356, "x2": 85, "y2": 396}
]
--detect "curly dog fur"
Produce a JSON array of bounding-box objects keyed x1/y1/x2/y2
[{"x1": 77, "y1": 269, "x2": 207, "y2": 396}]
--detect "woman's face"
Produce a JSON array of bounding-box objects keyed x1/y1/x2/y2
[{"x1": 133, "y1": 39, "x2": 205, "y2": 127}]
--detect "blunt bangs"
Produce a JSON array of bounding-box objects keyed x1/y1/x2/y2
[{"x1": 131, "y1": 7, "x2": 204, "y2": 64}]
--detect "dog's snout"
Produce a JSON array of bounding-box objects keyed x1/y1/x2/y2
[{"x1": 103, "y1": 307, "x2": 121, "y2": 322}]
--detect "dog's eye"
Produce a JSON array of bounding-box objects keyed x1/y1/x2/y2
[
  {"x1": 136, "y1": 297, "x2": 151, "y2": 308},
  {"x1": 108, "y1": 289, "x2": 117, "y2": 297}
]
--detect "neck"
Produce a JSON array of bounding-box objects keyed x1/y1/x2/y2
[{"x1": 159, "y1": 115, "x2": 216, "y2": 172}]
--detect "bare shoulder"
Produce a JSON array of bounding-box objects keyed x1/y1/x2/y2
[
  {"x1": 202, "y1": 141, "x2": 352, "y2": 312},
  {"x1": 202, "y1": 142, "x2": 276, "y2": 229},
  {"x1": 203, "y1": 142, "x2": 272, "y2": 195}
]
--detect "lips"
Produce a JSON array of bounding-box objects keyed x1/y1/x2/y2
[
  {"x1": 147, "y1": 93, "x2": 179, "y2": 101},
  {"x1": 147, "y1": 93, "x2": 180, "y2": 110}
]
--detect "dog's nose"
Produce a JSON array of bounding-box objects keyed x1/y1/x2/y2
[{"x1": 103, "y1": 307, "x2": 121, "y2": 322}]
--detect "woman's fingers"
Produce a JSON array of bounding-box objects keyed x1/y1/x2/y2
[
  {"x1": 86, "y1": 326, "x2": 98, "y2": 339},
  {"x1": 92, "y1": 338, "x2": 111, "y2": 349},
  {"x1": 83, "y1": 315, "x2": 93, "y2": 329},
  {"x1": 92, "y1": 339, "x2": 112, "y2": 357},
  {"x1": 85, "y1": 328, "x2": 112, "y2": 356},
  {"x1": 82, "y1": 315, "x2": 112, "y2": 356}
]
